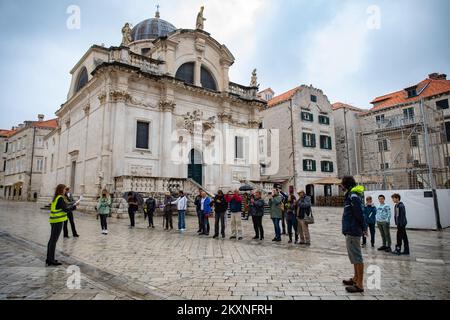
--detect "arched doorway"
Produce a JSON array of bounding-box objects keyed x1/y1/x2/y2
[
  {"x1": 306, "y1": 184, "x2": 315, "y2": 205},
  {"x1": 188, "y1": 149, "x2": 203, "y2": 186}
]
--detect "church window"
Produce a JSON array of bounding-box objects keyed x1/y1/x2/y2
[
  {"x1": 235, "y1": 136, "x2": 244, "y2": 159},
  {"x1": 201, "y1": 66, "x2": 217, "y2": 91},
  {"x1": 75, "y1": 67, "x2": 88, "y2": 93},
  {"x1": 136, "y1": 121, "x2": 150, "y2": 150},
  {"x1": 175, "y1": 63, "x2": 195, "y2": 85}
]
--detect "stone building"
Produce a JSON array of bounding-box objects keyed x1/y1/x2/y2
[
  {"x1": 356, "y1": 73, "x2": 450, "y2": 190},
  {"x1": 2, "y1": 116, "x2": 58, "y2": 200},
  {"x1": 39, "y1": 8, "x2": 267, "y2": 209},
  {"x1": 0, "y1": 129, "x2": 16, "y2": 198},
  {"x1": 332, "y1": 103, "x2": 364, "y2": 177},
  {"x1": 260, "y1": 85, "x2": 339, "y2": 203}
]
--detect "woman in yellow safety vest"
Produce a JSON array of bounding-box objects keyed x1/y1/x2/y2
[{"x1": 46, "y1": 184, "x2": 76, "y2": 267}]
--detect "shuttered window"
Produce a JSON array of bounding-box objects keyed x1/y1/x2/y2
[
  {"x1": 302, "y1": 133, "x2": 316, "y2": 148},
  {"x1": 320, "y1": 135, "x2": 332, "y2": 150},
  {"x1": 321, "y1": 161, "x2": 334, "y2": 173},
  {"x1": 303, "y1": 159, "x2": 316, "y2": 172},
  {"x1": 319, "y1": 115, "x2": 330, "y2": 125},
  {"x1": 301, "y1": 112, "x2": 314, "y2": 122}
]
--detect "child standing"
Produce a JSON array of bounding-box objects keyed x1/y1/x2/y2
[
  {"x1": 362, "y1": 196, "x2": 377, "y2": 248},
  {"x1": 392, "y1": 194, "x2": 410, "y2": 255},
  {"x1": 376, "y1": 195, "x2": 392, "y2": 252}
]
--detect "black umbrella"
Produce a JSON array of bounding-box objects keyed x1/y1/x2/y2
[
  {"x1": 239, "y1": 184, "x2": 255, "y2": 192},
  {"x1": 122, "y1": 191, "x2": 144, "y2": 206}
]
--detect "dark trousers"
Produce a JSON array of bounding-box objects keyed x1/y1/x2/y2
[
  {"x1": 200, "y1": 212, "x2": 210, "y2": 234},
  {"x1": 147, "y1": 211, "x2": 154, "y2": 227},
  {"x1": 214, "y1": 211, "x2": 226, "y2": 237},
  {"x1": 164, "y1": 211, "x2": 173, "y2": 229},
  {"x1": 47, "y1": 222, "x2": 63, "y2": 263},
  {"x1": 252, "y1": 215, "x2": 264, "y2": 239},
  {"x1": 63, "y1": 211, "x2": 78, "y2": 237},
  {"x1": 396, "y1": 226, "x2": 409, "y2": 252},
  {"x1": 128, "y1": 208, "x2": 136, "y2": 227},
  {"x1": 363, "y1": 223, "x2": 376, "y2": 245},
  {"x1": 100, "y1": 215, "x2": 108, "y2": 230},
  {"x1": 272, "y1": 218, "x2": 281, "y2": 240},
  {"x1": 287, "y1": 217, "x2": 298, "y2": 240},
  {"x1": 281, "y1": 211, "x2": 286, "y2": 234},
  {"x1": 197, "y1": 210, "x2": 202, "y2": 231}
]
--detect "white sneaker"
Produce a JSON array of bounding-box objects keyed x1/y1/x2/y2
[
  {"x1": 104, "y1": 230, "x2": 108, "y2": 235},
  {"x1": 101, "y1": 230, "x2": 105, "y2": 234}
]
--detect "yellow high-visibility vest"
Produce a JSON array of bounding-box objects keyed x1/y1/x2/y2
[{"x1": 50, "y1": 195, "x2": 68, "y2": 224}]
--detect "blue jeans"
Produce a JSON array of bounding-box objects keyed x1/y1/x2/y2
[
  {"x1": 272, "y1": 218, "x2": 281, "y2": 240},
  {"x1": 178, "y1": 210, "x2": 186, "y2": 230}
]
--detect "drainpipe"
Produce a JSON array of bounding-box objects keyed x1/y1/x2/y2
[
  {"x1": 289, "y1": 99, "x2": 297, "y2": 190},
  {"x1": 29, "y1": 126, "x2": 37, "y2": 201},
  {"x1": 343, "y1": 108, "x2": 351, "y2": 175}
]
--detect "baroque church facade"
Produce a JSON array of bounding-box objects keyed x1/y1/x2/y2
[{"x1": 39, "y1": 8, "x2": 271, "y2": 208}]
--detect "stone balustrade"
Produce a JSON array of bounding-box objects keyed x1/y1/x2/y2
[{"x1": 229, "y1": 82, "x2": 258, "y2": 100}]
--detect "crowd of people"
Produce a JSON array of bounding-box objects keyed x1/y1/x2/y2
[{"x1": 45, "y1": 178, "x2": 409, "y2": 296}]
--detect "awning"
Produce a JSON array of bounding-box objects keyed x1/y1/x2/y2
[{"x1": 310, "y1": 177, "x2": 342, "y2": 185}]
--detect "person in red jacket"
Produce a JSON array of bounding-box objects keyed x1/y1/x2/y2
[{"x1": 225, "y1": 190, "x2": 243, "y2": 240}]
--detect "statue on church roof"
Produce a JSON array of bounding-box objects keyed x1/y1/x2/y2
[
  {"x1": 250, "y1": 69, "x2": 258, "y2": 87},
  {"x1": 121, "y1": 23, "x2": 133, "y2": 46},
  {"x1": 196, "y1": 6, "x2": 206, "y2": 30}
]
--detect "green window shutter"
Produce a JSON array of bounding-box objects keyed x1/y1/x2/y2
[
  {"x1": 302, "y1": 133, "x2": 307, "y2": 147},
  {"x1": 328, "y1": 137, "x2": 332, "y2": 150},
  {"x1": 303, "y1": 160, "x2": 307, "y2": 171},
  {"x1": 312, "y1": 160, "x2": 316, "y2": 172},
  {"x1": 320, "y1": 161, "x2": 324, "y2": 172},
  {"x1": 330, "y1": 162, "x2": 334, "y2": 172},
  {"x1": 310, "y1": 114, "x2": 314, "y2": 122},
  {"x1": 312, "y1": 134, "x2": 316, "y2": 147}
]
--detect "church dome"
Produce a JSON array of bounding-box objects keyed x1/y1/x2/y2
[{"x1": 131, "y1": 13, "x2": 177, "y2": 42}]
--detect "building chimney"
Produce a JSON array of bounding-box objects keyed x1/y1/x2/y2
[
  {"x1": 429, "y1": 73, "x2": 447, "y2": 80},
  {"x1": 38, "y1": 114, "x2": 45, "y2": 122}
]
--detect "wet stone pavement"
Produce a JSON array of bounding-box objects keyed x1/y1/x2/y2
[{"x1": 0, "y1": 200, "x2": 449, "y2": 300}]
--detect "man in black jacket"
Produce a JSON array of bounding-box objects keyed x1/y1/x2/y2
[
  {"x1": 392, "y1": 194, "x2": 409, "y2": 255},
  {"x1": 145, "y1": 196, "x2": 157, "y2": 228},
  {"x1": 212, "y1": 190, "x2": 228, "y2": 239},
  {"x1": 250, "y1": 191, "x2": 265, "y2": 240},
  {"x1": 63, "y1": 187, "x2": 79, "y2": 238}
]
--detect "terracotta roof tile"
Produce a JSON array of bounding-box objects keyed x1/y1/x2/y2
[
  {"x1": 268, "y1": 87, "x2": 302, "y2": 107},
  {"x1": 332, "y1": 102, "x2": 364, "y2": 112},
  {"x1": 370, "y1": 75, "x2": 450, "y2": 111},
  {"x1": 31, "y1": 118, "x2": 58, "y2": 129}
]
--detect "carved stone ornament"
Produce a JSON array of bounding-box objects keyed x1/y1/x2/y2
[
  {"x1": 83, "y1": 104, "x2": 91, "y2": 116},
  {"x1": 159, "y1": 100, "x2": 176, "y2": 112},
  {"x1": 218, "y1": 112, "x2": 232, "y2": 123},
  {"x1": 179, "y1": 110, "x2": 216, "y2": 134},
  {"x1": 110, "y1": 90, "x2": 132, "y2": 103}
]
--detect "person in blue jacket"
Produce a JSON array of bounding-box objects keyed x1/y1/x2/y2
[
  {"x1": 199, "y1": 191, "x2": 212, "y2": 236},
  {"x1": 362, "y1": 196, "x2": 377, "y2": 248},
  {"x1": 341, "y1": 176, "x2": 367, "y2": 293}
]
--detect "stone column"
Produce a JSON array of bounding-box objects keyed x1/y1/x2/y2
[
  {"x1": 219, "y1": 109, "x2": 233, "y2": 188},
  {"x1": 194, "y1": 58, "x2": 202, "y2": 87},
  {"x1": 159, "y1": 101, "x2": 176, "y2": 178}
]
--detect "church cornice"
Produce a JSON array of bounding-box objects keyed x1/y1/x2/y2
[{"x1": 91, "y1": 62, "x2": 267, "y2": 107}]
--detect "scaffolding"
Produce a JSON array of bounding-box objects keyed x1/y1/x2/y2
[{"x1": 358, "y1": 99, "x2": 450, "y2": 191}]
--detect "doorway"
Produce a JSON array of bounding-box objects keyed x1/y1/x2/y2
[
  {"x1": 306, "y1": 184, "x2": 315, "y2": 205},
  {"x1": 188, "y1": 149, "x2": 203, "y2": 186}
]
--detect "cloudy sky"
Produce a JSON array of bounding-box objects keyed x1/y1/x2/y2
[{"x1": 0, "y1": 0, "x2": 449, "y2": 128}]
